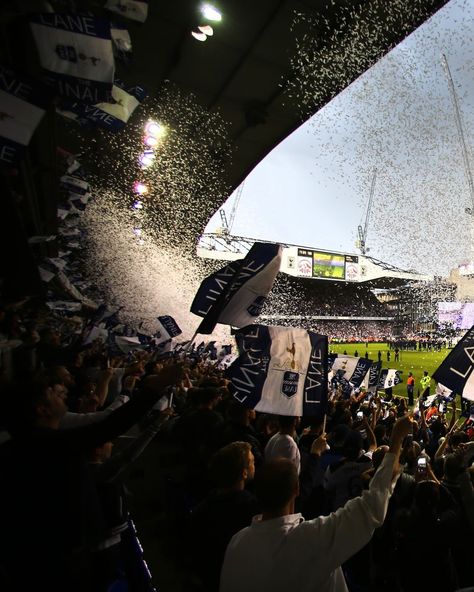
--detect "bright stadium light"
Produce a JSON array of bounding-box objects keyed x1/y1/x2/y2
[
  {"x1": 139, "y1": 150, "x2": 155, "y2": 168},
  {"x1": 201, "y1": 4, "x2": 222, "y2": 21},
  {"x1": 198, "y1": 25, "x2": 214, "y2": 36},
  {"x1": 132, "y1": 201, "x2": 143, "y2": 209},
  {"x1": 144, "y1": 135, "x2": 159, "y2": 147},
  {"x1": 191, "y1": 30, "x2": 207, "y2": 42},
  {"x1": 134, "y1": 182, "x2": 148, "y2": 195},
  {"x1": 145, "y1": 121, "x2": 161, "y2": 135}
]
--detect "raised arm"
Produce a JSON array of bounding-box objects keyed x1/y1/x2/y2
[{"x1": 299, "y1": 415, "x2": 413, "y2": 574}]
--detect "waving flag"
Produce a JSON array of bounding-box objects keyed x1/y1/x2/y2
[
  {"x1": 362, "y1": 360, "x2": 382, "y2": 392},
  {"x1": 191, "y1": 242, "x2": 282, "y2": 335},
  {"x1": 330, "y1": 356, "x2": 372, "y2": 388},
  {"x1": 0, "y1": 65, "x2": 49, "y2": 164},
  {"x1": 433, "y1": 326, "x2": 474, "y2": 401},
  {"x1": 58, "y1": 81, "x2": 146, "y2": 131},
  {"x1": 30, "y1": 14, "x2": 115, "y2": 102},
  {"x1": 378, "y1": 368, "x2": 402, "y2": 390},
  {"x1": 106, "y1": 0, "x2": 149, "y2": 23},
  {"x1": 155, "y1": 315, "x2": 182, "y2": 345},
  {"x1": 111, "y1": 23, "x2": 132, "y2": 61},
  {"x1": 226, "y1": 325, "x2": 327, "y2": 417}
]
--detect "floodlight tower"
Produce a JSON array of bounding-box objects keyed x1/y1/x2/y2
[
  {"x1": 357, "y1": 168, "x2": 377, "y2": 255},
  {"x1": 442, "y1": 54, "x2": 474, "y2": 259},
  {"x1": 218, "y1": 181, "x2": 245, "y2": 238}
]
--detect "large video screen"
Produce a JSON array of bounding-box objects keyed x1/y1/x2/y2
[
  {"x1": 312, "y1": 251, "x2": 345, "y2": 279},
  {"x1": 438, "y1": 302, "x2": 474, "y2": 329}
]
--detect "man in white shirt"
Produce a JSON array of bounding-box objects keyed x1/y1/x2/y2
[
  {"x1": 220, "y1": 415, "x2": 413, "y2": 592},
  {"x1": 264, "y1": 415, "x2": 301, "y2": 474}
]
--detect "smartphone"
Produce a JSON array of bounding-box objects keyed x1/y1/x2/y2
[
  {"x1": 417, "y1": 457, "x2": 427, "y2": 473},
  {"x1": 356, "y1": 411, "x2": 364, "y2": 420}
]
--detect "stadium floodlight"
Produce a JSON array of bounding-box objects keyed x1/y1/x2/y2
[
  {"x1": 201, "y1": 4, "x2": 222, "y2": 21},
  {"x1": 198, "y1": 25, "x2": 214, "y2": 36},
  {"x1": 144, "y1": 135, "x2": 159, "y2": 147},
  {"x1": 133, "y1": 182, "x2": 148, "y2": 195},
  {"x1": 133, "y1": 201, "x2": 143, "y2": 209},
  {"x1": 139, "y1": 150, "x2": 155, "y2": 168},
  {"x1": 145, "y1": 121, "x2": 165, "y2": 137},
  {"x1": 191, "y1": 30, "x2": 207, "y2": 41}
]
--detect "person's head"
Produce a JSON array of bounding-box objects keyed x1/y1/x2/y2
[
  {"x1": 209, "y1": 441, "x2": 255, "y2": 490},
  {"x1": 196, "y1": 387, "x2": 222, "y2": 409},
  {"x1": 443, "y1": 453, "x2": 464, "y2": 482},
  {"x1": 277, "y1": 415, "x2": 299, "y2": 434},
  {"x1": 408, "y1": 372, "x2": 413, "y2": 378},
  {"x1": 50, "y1": 365, "x2": 75, "y2": 389},
  {"x1": 255, "y1": 458, "x2": 299, "y2": 515},
  {"x1": 39, "y1": 327, "x2": 61, "y2": 347},
  {"x1": 450, "y1": 430, "x2": 468, "y2": 449},
  {"x1": 3, "y1": 375, "x2": 68, "y2": 433},
  {"x1": 414, "y1": 480, "x2": 440, "y2": 515},
  {"x1": 343, "y1": 430, "x2": 364, "y2": 461},
  {"x1": 423, "y1": 371, "x2": 428, "y2": 377},
  {"x1": 226, "y1": 399, "x2": 255, "y2": 425},
  {"x1": 374, "y1": 423, "x2": 387, "y2": 444}
]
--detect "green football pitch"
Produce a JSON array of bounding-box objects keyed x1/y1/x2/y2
[{"x1": 330, "y1": 342, "x2": 449, "y2": 400}]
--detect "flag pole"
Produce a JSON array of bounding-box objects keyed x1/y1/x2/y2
[{"x1": 184, "y1": 329, "x2": 199, "y2": 354}]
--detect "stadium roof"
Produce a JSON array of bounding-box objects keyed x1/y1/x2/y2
[
  {"x1": 0, "y1": 0, "x2": 449, "y2": 298},
  {"x1": 197, "y1": 232, "x2": 433, "y2": 288}
]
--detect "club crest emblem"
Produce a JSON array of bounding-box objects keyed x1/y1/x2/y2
[{"x1": 282, "y1": 371, "x2": 299, "y2": 398}]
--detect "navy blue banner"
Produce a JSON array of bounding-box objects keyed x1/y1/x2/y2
[
  {"x1": 158, "y1": 315, "x2": 182, "y2": 338},
  {"x1": 0, "y1": 64, "x2": 51, "y2": 109},
  {"x1": 350, "y1": 358, "x2": 372, "y2": 388},
  {"x1": 302, "y1": 332, "x2": 328, "y2": 417},
  {"x1": 190, "y1": 242, "x2": 281, "y2": 335},
  {"x1": 226, "y1": 325, "x2": 272, "y2": 409},
  {"x1": 368, "y1": 361, "x2": 382, "y2": 387},
  {"x1": 432, "y1": 326, "x2": 474, "y2": 397},
  {"x1": 30, "y1": 14, "x2": 112, "y2": 39},
  {"x1": 47, "y1": 72, "x2": 113, "y2": 103}
]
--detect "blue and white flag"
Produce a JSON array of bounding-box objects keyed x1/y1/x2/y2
[
  {"x1": 155, "y1": 315, "x2": 182, "y2": 345},
  {"x1": 30, "y1": 14, "x2": 115, "y2": 103},
  {"x1": 106, "y1": 0, "x2": 149, "y2": 23},
  {"x1": 226, "y1": 325, "x2": 327, "y2": 417},
  {"x1": 0, "y1": 65, "x2": 49, "y2": 164},
  {"x1": 433, "y1": 326, "x2": 474, "y2": 401},
  {"x1": 191, "y1": 242, "x2": 282, "y2": 335},
  {"x1": 378, "y1": 368, "x2": 402, "y2": 390},
  {"x1": 58, "y1": 81, "x2": 146, "y2": 131},
  {"x1": 111, "y1": 23, "x2": 132, "y2": 60},
  {"x1": 362, "y1": 360, "x2": 382, "y2": 392},
  {"x1": 330, "y1": 356, "x2": 372, "y2": 388},
  {"x1": 60, "y1": 174, "x2": 90, "y2": 196}
]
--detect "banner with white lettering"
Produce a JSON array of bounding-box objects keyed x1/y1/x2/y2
[
  {"x1": 433, "y1": 326, "x2": 474, "y2": 401},
  {"x1": 226, "y1": 325, "x2": 327, "y2": 417},
  {"x1": 0, "y1": 65, "x2": 49, "y2": 164},
  {"x1": 155, "y1": 315, "x2": 182, "y2": 345},
  {"x1": 330, "y1": 356, "x2": 372, "y2": 388},
  {"x1": 191, "y1": 242, "x2": 282, "y2": 335},
  {"x1": 58, "y1": 81, "x2": 146, "y2": 131},
  {"x1": 30, "y1": 14, "x2": 115, "y2": 103},
  {"x1": 106, "y1": 0, "x2": 149, "y2": 23},
  {"x1": 362, "y1": 360, "x2": 382, "y2": 392},
  {"x1": 378, "y1": 368, "x2": 402, "y2": 390}
]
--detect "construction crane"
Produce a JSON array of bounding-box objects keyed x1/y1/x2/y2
[
  {"x1": 442, "y1": 53, "x2": 474, "y2": 259},
  {"x1": 218, "y1": 181, "x2": 245, "y2": 238},
  {"x1": 357, "y1": 169, "x2": 377, "y2": 255}
]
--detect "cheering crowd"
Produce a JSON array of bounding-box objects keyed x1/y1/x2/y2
[{"x1": 0, "y1": 298, "x2": 473, "y2": 592}]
